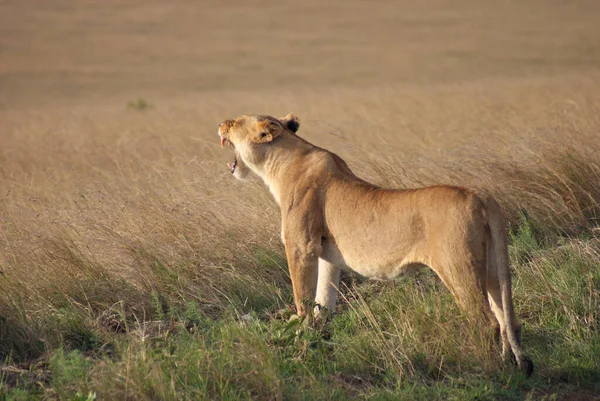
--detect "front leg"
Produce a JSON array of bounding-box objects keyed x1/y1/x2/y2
[
  {"x1": 281, "y1": 188, "x2": 324, "y2": 318},
  {"x1": 284, "y1": 240, "x2": 321, "y2": 317},
  {"x1": 314, "y1": 258, "x2": 341, "y2": 315}
]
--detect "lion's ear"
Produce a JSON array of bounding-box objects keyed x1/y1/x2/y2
[
  {"x1": 280, "y1": 113, "x2": 300, "y2": 133},
  {"x1": 253, "y1": 119, "x2": 283, "y2": 143}
]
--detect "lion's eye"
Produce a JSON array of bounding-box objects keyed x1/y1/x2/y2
[{"x1": 260, "y1": 132, "x2": 267, "y2": 138}]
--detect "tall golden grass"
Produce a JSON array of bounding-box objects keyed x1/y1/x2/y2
[{"x1": 2, "y1": 76, "x2": 600, "y2": 358}]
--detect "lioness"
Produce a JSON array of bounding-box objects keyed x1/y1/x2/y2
[{"x1": 217, "y1": 113, "x2": 533, "y2": 374}]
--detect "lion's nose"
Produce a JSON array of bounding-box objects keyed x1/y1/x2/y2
[
  {"x1": 218, "y1": 120, "x2": 230, "y2": 135},
  {"x1": 218, "y1": 121, "x2": 227, "y2": 137}
]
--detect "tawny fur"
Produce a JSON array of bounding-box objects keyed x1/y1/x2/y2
[{"x1": 217, "y1": 113, "x2": 533, "y2": 374}]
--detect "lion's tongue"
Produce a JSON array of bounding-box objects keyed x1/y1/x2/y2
[{"x1": 220, "y1": 137, "x2": 226, "y2": 147}]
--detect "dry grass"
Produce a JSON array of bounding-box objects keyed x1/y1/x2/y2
[
  {"x1": 1, "y1": 0, "x2": 600, "y2": 398},
  {"x1": 2, "y1": 79, "x2": 600, "y2": 333}
]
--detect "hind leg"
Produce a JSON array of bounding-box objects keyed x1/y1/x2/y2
[
  {"x1": 485, "y1": 261, "x2": 509, "y2": 358},
  {"x1": 487, "y1": 285, "x2": 511, "y2": 361},
  {"x1": 430, "y1": 259, "x2": 495, "y2": 329},
  {"x1": 487, "y1": 284, "x2": 523, "y2": 360}
]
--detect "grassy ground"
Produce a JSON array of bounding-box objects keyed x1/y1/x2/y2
[{"x1": 1, "y1": 0, "x2": 600, "y2": 399}]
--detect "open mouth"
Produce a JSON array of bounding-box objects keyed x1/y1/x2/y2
[
  {"x1": 220, "y1": 137, "x2": 237, "y2": 174},
  {"x1": 227, "y1": 157, "x2": 237, "y2": 174}
]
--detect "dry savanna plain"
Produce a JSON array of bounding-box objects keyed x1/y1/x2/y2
[{"x1": 1, "y1": 1, "x2": 600, "y2": 400}]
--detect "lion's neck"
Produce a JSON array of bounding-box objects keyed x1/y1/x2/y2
[
  {"x1": 259, "y1": 150, "x2": 301, "y2": 204},
  {"x1": 255, "y1": 135, "x2": 315, "y2": 204}
]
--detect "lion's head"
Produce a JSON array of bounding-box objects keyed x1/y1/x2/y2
[{"x1": 217, "y1": 113, "x2": 300, "y2": 180}]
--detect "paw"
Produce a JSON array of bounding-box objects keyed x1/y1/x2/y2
[{"x1": 313, "y1": 304, "x2": 332, "y2": 327}]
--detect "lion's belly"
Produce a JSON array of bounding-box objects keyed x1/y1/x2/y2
[
  {"x1": 322, "y1": 186, "x2": 437, "y2": 279},
  {"x1": 321, "y1": 238, "x2": 427, "y2": 280}
]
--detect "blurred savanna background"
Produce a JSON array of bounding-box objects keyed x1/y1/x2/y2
[{"x1": 1, "y1": 0, "x2": 600, "y2": 399}]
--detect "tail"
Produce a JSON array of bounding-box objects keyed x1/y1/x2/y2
[{"x1": 486, "y1": 196, "x2": 534, "y2": 376}]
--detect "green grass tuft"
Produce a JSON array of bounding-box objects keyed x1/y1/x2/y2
[{"x1": 127, "y1": 98, "x2": 152, "y2": 110}]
